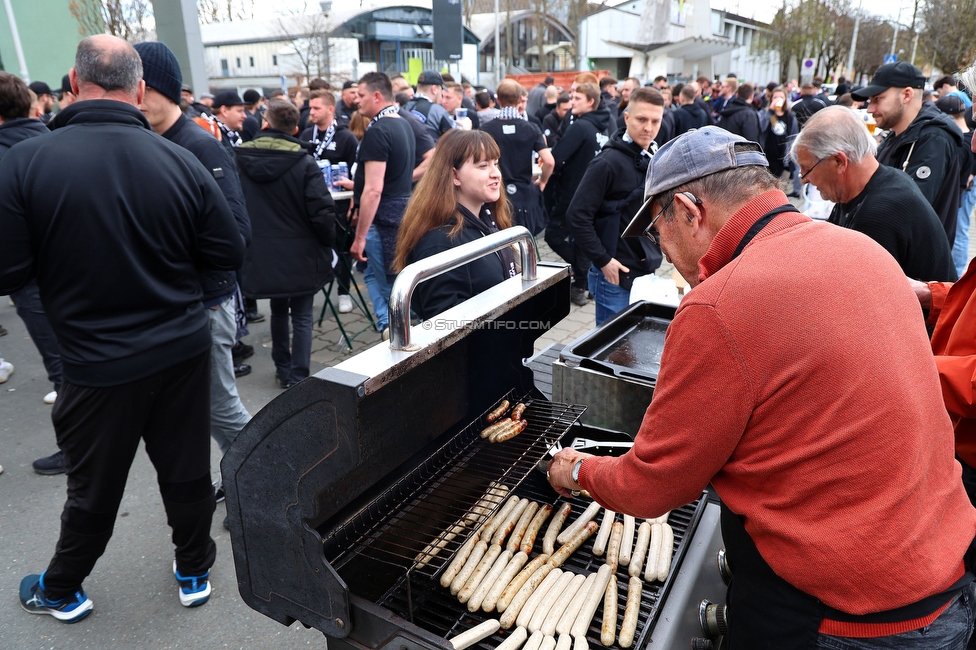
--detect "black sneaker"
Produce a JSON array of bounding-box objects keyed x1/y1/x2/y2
[
  {"x1": 213, "y1": 478, "x2": 225, "y2": 503},
  {"x1": 570, "y1": 287, "x2": 588, "y2": 307},
  {"x1": 20, "y1": 573, "x2": 93, "y2": 623},
  {"x1": 231, "y1": 341, "x2": 254, "y2": 363},
  {"x1": 245, "y1": 310, "x2": 265, "y2": 323},
  {"x1": 33, "y1": 450, "x2": 66, "y2": 475},
  {"x1": 0, "y1": 324, "x2": 7, "y2": 336},
  {"x1": 234, "y1": 363, "x2": 251, "y2": 378},
  {"x1": 276, "y1": 375, "x2": 296, "y2": 390}
]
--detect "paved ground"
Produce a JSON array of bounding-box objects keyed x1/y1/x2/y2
[{"x1": 1, "y1": 217, "x2": 971, "y2": 649}]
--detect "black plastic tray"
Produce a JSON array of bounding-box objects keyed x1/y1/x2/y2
[{"x1": 559, "y1": 301, "x2": 677, "y2": 383}]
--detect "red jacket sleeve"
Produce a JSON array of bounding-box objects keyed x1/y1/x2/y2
[{"x1": 578, "y1": 303, "x2": 754, "y2": 517}]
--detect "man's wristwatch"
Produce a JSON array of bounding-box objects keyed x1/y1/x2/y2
[{"x1": 572, "y1": 459, "x2": 583, "y2": 485}]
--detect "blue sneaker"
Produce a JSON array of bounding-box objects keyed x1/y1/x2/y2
[
  {"x1": 19, "y1": 573, "x2": 93, "y2": 623},
  {"x1": 173, "y1": 560, "x2": 211, "y2": 607}
]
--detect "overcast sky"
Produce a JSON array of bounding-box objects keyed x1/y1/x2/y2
[{"x1": 711, "y1": 0, "x2": 911, "y2": 24}]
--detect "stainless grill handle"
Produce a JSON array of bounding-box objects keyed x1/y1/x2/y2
[{"x1": 388, "y1": 226, "x2": 538, "y2": 351}]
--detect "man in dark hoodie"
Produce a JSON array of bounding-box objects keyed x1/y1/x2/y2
[
  {"x1": 235, "y1": 99, "x2": 336, "y2": 389},
  {"x1": 569, "y1": 87, "x2": 665, "y2": 324},
  {"x1": 2, "y1": 35, "x2": 245, "y2": 620},
  {"x1": 673, "y1": 84, "x2": 709, "y2": 137},
  {"x1": 0, "y1": 72, "x2": 65, "y2": 442},
  {"x1": 855, "y1": 62, "x2": 964, "y2": 246},
  {"x1": 548, "y1": 81, "x2": 611, "y2": 305},
  {"x1": 134, "y1": 41, "x2": 253, "y2": 513},
  {"x1": 718, "y1": 83, "x2": 762, "y2": 143}
]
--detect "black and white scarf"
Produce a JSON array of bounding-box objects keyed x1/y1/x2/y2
[
  {"x1": 215, "y1": 117, "x2": 242, "y2": 147},
  {"x1": 369, "y1": 105, "x2": 399, "y2": 126},
  {"x1": 498, "y1": 106, "x2": 522, "y2": 121},
  {"x1": 311, "y1": 120, "x2": 337, "y2": 160}
]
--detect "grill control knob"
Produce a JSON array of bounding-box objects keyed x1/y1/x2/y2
[
  {"x1": 690, "y1": 638, "x2": 715, "y2": 650},
  {"x1": 699, "y1": 599, "x2": 729, "y2": 638},
  {"x1": 717, "y1": 548, "x2": 732, "y2": 585}
]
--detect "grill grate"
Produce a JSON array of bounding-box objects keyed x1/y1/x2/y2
[
  {"x1": 325, "y1": 391, "x2": 586, "y2": 583},
  {"x1": 375, "y1": 469, "x2": 706, "y2": 650}
]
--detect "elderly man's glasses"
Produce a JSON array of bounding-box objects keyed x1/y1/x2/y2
[
  {"x1": 800, "y1": 156, "x2": 828, "y2": 180},
  {"x1": 644, "y1": 191, "x2": 702, "y2": 245}
]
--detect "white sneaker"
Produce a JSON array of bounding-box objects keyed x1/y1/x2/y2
[
  {"x1": 0, "y1": 359, "x2": 13, "y2": 383},
  {"x1": 338, "y1": 295, "x2": 353, "y2": 313},
  {"x1": 43, "y1": 391, "x2": 57, "y2": 404}
]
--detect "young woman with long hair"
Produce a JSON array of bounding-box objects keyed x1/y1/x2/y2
[
  {"x1": 394, "y1": 130, "x2": 516, "y2": 321},
  {"x1": 763, "y1": 87, "x2": 800, "y2": 194}
]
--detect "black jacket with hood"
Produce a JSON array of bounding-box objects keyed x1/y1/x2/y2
[
  {"x1": 0, "y1": 117, "x2": 50, "y2": 158},
  {"x1": 876, "y1": 101, "x2": 964, "y2": 246},
  {"x1": 568, "y1": 128, "x2": 662, "y2": 290},
  {"x1": 235, "y1": 130, "x2": 337, "y2": 298},
  {"x1": 551, "y1": 107, "x2": 612, "y2": 218},
  {"x1": 0, "y1": 100, "x2": 245, "y2": 387},
  {"x1": 718, "y1": 97, "x2": 762, "y2": 143},
  {"x1": 163, "y1": 114, "x2": 251, "y2": 306}
]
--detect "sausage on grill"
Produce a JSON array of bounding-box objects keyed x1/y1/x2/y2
[
  {"x1": 448, "y1": 619, "x2": 501, "y2": 650},
  {"x1": 483, "y1": 551, "x2": 529, "y2": 613},
  {"x1": 486, "y1": 400, "x2": 511, "y2": 423},
  {"x1": 592, "y1": 509, "x2": 615, "y2": 556},
  {"x1": 508, "y1": 501, "x2": 541, "y2": 552},
  {"x1": 600, "y1": 574, "x2": 617, "y2": 646},
  {"x1": 460, "y1": 543, "x2": 503, "y2": 604},
  {"x1": 618, "y1": 577, "x2": 642, "y2": 648},
  {"x1": 497, "y1": 553, "x2": 552, "y2": 613},
  {"x1": 542, "y1": 572, "x2": 587, "y2": 637},
  {"x1": 442, "y1": 534, "x2": 480, "y2": 588},
  {"x1": 549, "y1": 521, "x2": 599, "y2": 568},
  {"x1": 521, "y1": 504, "x2": 553, "y2": 554},
  {"x1": 500, "y1": 564, "x2": 554, "y2": 629},
  {"x1": 618, "y1": 515, "x2": 635, "y2": 567},
  {"x1": 628, "y1": 522, "x2": 651, "y2": 579},
  {"x1": 496, "y1": 625, "x2": 529, "y2": 650},
  {"x1": 556, "y1": 573, "x2": 596, "y2": 636},
  {"x1": 605, "y1": 521, "x2": 624, "y2": 572},
  {"x1": 544, "y1": 503, "x2": 573, "y2": 554},
  {"x1": 557, "y1": 502, "x2": 601, "y2": 545},
  {"x1": 451, "y1": 540, "x2": 488, "y2": 596}
]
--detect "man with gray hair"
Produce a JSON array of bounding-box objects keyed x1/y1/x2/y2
[
  {"x1": 547, "y1": 126, "x2": 976, "y2": 646},
  {"x1": 0, "y1": 34, "x2": 244, "y2": 621},
  {"x1": 792, "y1": 106, "x2": 956, "y2": 281}
]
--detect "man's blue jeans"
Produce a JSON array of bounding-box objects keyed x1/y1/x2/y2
[
  {"x1": 816, "y1": 583, "x2": 976, "y2": 649},
  {"x1": 953, "y1": 187, "x2": 976, "y2": 278},
  {"x1": 588, "y1": 266, "x2": 632, "y2": 325},
  {"x1": 363, "y1": 225, "x2": 392, "y2": 331}
]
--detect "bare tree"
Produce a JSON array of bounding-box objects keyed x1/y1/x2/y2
[
  {"x1": 69, "y1": 0, "x2": 152, "y2": 41},
  {"x1": 919, "y1": 0, "x2": 976, "y2": 74},
  {"x1": 273, "y1": 10, "x2": 342, "y2": 87},
  {"x1": 533, "y1": 0, "x2": 548, "y2": 72},
  {"x1": 198, "y1": 0, "x2": 255, "y2": 24}
]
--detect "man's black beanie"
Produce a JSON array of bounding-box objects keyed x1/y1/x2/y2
[{"x1": 133, "y1": 41, "x2": 182, "y2": 105}]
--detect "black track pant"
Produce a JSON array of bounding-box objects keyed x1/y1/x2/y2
[{"x1": 42, "y1": 351, "x2": 217, "y2": 599}]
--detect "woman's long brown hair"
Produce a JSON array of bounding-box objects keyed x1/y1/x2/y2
[{"x1": 394, "y1": 129, "x2": 512, "y2": 272}]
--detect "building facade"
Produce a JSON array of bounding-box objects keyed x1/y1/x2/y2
[
  {"x1": 200, "y1": 1, "x2": 480, "y2": 95},
  {"x1": 577, "y1": 0, "x2": 780, "y2": 85}
]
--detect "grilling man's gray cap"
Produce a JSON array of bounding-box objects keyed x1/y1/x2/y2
[{"x1": 622, "y1": 126, "x2": 769, "y2": 237}]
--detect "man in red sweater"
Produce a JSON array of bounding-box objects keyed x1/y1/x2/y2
[{"x1": 548, "y1": 126, "x2": 976, "y2": 648}]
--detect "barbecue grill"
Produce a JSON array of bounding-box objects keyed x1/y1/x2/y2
[{"x1": 222, "y1": 228, "x2": 725, "y2": 650}]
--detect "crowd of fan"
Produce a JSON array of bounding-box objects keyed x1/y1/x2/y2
[{"x1": 2, "y1": 32, "x2": 976, "y2": 628}]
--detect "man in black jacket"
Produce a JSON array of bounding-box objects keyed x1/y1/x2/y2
[
  {"x1": 241, "y1": 88, "x2": 263, "y2": 141},
  {"x1": 718, "y1": 83, "x2": 761, "y2": 143},
  {"x1": 570, "y1": 87, "x2": 665, "y2": 324},
  {"x1": 135, "y1": 41, "x2": 254, "y2": 506},
  {"x1": 542, "y1": 92, "x2": 571, "y2": 148},
  {"x1": 236, "y1": 99, "x2": 336, "y2": 388},
  {"x1": 548, "y1": 82, "x2": 612, "y2": 305},
  {"x1": 855, "y1": 62, "x2": 964, "y2": 247},
  {"x1": 1, "y1": 35, "x2": 245, "y2": 621},
  {"x1": 673, "y1": 84, "x2": 709, "y2": 137},
  {"x1": 793, "y1": 106, "x2": 956, "y2": 282},
  {"x1": 792, "y1": 83, "x2": 827, "y2": 129}
]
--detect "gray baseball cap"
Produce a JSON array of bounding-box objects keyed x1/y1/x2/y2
[{"x1": 622, "y1": 126, "x2": 768, "y2": 238}]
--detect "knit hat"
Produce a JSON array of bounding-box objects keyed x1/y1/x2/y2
[{"x1": 133, "y1": 41, "x2": 182, "y2": 105}]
